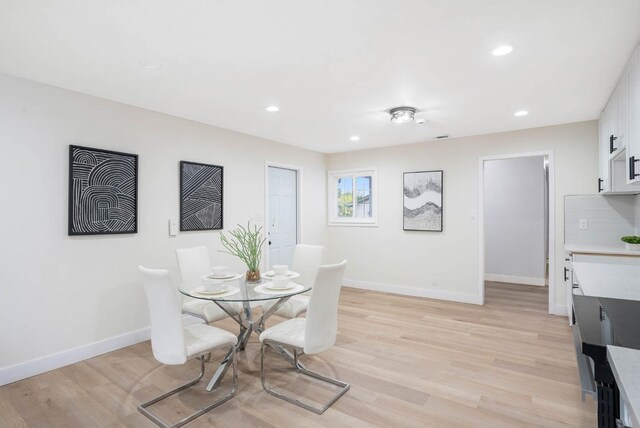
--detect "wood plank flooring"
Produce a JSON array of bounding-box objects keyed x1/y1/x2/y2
[{"x1": 0, "y1": 282, "x2": 596, "y2": 427}]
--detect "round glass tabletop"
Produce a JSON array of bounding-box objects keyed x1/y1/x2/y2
[{"x1": 179, "y1": 276, "x2": 311, "y2": 302}]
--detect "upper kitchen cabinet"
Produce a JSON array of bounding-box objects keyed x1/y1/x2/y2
[
  {"x1": 598, "y1": 44, "x2": 640, "y2": 194},
  {"x1": 627, "y1": 46, "x2": 640, "y2": 185},
  {"x1": 598, "y1": 103, "x2": 611, "y2": 192}
]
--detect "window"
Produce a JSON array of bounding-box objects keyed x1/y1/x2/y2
[{"x1": 328, "y1": 168, "x2": 377, "y2": 226}]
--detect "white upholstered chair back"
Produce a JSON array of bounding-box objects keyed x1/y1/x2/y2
[
  {"x1": 176, "y1": 246, "x2": 210, "y2": 289},
  {"x1": 291, "y1": 244, "x2": 324, "y2": 287},
  {"x1": 303, "y1": 260, "x2": 347, "y2": 355},
  {"x1": 139, "y1": 266, "x2": 187, "y2": 365}
]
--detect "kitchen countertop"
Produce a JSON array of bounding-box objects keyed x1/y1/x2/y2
[
  {"x1": 607, "y1": 346, "x2": 640, "y2": 428},
  {"x1": 572, "y1": 262, "x2": 640, "y2": 301},
  {"x1": 566, "y1": 244, "x2": 640, "y2": 257}
]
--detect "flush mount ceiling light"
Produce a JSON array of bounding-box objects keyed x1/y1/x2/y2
[
  {"x1": 265, "y1": 105, "x2": 280, "y2": 112},
  {"x1": 514, "y1": 110, "x2": 528, "y2": 117},
  {"x1": 350, "y1": 135, "x2": 360, "y2": 141},
  {"x1": 492, "y1": 45, "x2": 513, "y2": 56},
  {"x1": 389, "y1": 106, "x2": 416, "y2": 123}
]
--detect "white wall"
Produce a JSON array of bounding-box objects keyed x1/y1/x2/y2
[
  {"x1": 326, "y1": 121, "x2": 598, "y2": 311},
  {"x1": 484, "y1": 156, "x2": 546, "y2": 285},
  {"x1": 0, "y1": 74, "x2": 327, "y2": 380}
]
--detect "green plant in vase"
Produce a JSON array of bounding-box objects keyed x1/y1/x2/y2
[{"x1": 219, "y1": 222, "x2": 266, "y2": 282}]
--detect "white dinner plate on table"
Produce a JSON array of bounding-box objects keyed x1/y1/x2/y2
[
  {"x1": 201, "y1": 273, "x2": 243, "y2": 282},
  {"x1": 191, "y1": 285, "x2": 239, "y2": 298},
  {"x1": 254, "y1": 283, "x2": 304, "y2": 295},
  {"x1": 263, "y1": 270, "x2": 300, "y2": 280},
  {"x1": 206, "y1": 272, "x2": 237, "y2": 280}
]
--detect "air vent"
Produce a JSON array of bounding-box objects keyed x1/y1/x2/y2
[{"x1": 434, "y1": 134, "x2": 452, "y2": 140}]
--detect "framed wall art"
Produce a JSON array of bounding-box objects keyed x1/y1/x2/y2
[
  {"x1": 403, "y1": 170, "x2": 443, "y2": 232},
  {"x1": 180, "y1": 161, "x2": 223, "y2": 231},
  {"x1": 68, "y1": 145, "x2": 138, "y2": 235}
]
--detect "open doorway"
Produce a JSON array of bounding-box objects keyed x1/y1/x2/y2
[{"x1": 478, "y1": 151, "x2": 556, "y2": 314}]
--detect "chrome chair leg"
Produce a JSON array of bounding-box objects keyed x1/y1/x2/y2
[
  {"x1": 260, "y1": 340, "x2": 350, "y2": 415},
  {"x1": 181, "y1": 310, "x2": 208, "y2": 324},
  {"x1": 138, "y1": 346, "x2": 237, "y2": 428}
]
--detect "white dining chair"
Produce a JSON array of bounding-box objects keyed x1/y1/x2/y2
[
  {"x1": 261, "y1": 244, "x2": 324, "y2": 319},
  {"x1": 176, "y1": 246, "x2": 242, "y2": 323},
  {"x1": 259, "y1": 260, "x2": 349, "y2": 414},
  {"x1": 138, "y1": 266, "x2": 237, "y2": 428}
]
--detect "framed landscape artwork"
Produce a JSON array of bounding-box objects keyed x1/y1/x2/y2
[
  {"x1": 68, "y1": 145, "x2": 138, "y2": 235},
  {"x1": 403, "y1": 170, "x2": 443, "y2": 232},
  {"x1": 180, "y1": 161, "x2": 224, "y2": 231}
]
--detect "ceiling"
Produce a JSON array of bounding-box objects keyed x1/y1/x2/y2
[{"x1": 1, "y1": 1, "x2": 639, "y2": 153}]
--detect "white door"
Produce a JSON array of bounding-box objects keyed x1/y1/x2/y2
[{"x1": 267, "y1": 167, "x2": 297, "y2": 268}]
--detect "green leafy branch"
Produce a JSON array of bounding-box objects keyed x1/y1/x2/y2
[
  {"x1": 621, "y1": 236, "x2": 640, "y2": 244},
  {"x1": 219, "y1": 222, "x2": 266, "y2": 272}
]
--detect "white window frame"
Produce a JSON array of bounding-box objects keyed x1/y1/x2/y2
[{"x1": 328, "y1": 167, "x2": 378, "y2": 227}]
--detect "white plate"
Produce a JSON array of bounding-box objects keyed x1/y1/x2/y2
[
  {"x1": 264, "y1": 282, "x2": 297, "y2": 291},
  {"x1": 194, "y1": 285, "x2": 232, "y2": 295},
  {"x1": 254, "y1": 283, "x2": 304, "y2": 295},
  {"x1": 263, "y1": 270, "x2": 300, "y2": 280},
  {"x1": 191, "y1": 286, "x2": 240, "y2": 299},
  {"x1": 200, "y1": 273, "x2": 243, "y2": 282},
  {"x1": 206, "y1": 273, "x2": 237, "y2": 280}
]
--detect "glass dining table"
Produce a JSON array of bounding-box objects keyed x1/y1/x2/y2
[{"x1": 179, "y1": 274, "x2": 311, "y2": 391}]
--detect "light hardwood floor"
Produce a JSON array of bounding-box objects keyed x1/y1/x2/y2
[{"x1": 0, "y1": 282, "x2": 595, "y2": 427}]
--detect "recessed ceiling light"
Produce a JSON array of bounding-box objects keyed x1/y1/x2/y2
[
  {"x1": 492, "y1": 45, "x2": 513, "y2": 56},
  {"x1": 265, "y1": 105, "x2": 280, "y2": 112},
  {"x1": 138, "y1": 59, "x2": 162, "y2": 69},
  {"x1": 514, "y1": 110, "x2": 528, "y2": 117},
  {"x1": 350, "y1": 135, "x2": 360, "y2": 142}
]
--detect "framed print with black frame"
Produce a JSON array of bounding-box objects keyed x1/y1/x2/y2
[
  {"x1": 180, "y1": 161, "x2": 224, "y2": 231},
  {"x1": 403, "y1": 170, "x2": 443, "y2": 232},
  {"x1": 68, "y1": 145, "x2": 138, "y2": 236}
]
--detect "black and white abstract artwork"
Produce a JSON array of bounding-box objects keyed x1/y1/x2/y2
[
  {"x1": 403, "y1": 170, "x2": 443, "y2": 231},
  {"x1": 180, "y1": 161, "x2": 223, "y2": 231},
  {"x1": 68, "y1": 145, "x2": 138, "y2": 235}
]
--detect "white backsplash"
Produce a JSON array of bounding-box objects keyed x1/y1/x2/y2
[{"x1": 564, "y1": 194, "x2": 637, "y2": 246}]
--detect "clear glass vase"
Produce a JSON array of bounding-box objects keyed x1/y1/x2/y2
[{"x1": 246, "y1": 269, "x2": 261, "y2": 283}]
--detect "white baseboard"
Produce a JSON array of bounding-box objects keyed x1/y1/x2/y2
[
  {"x1": 0, "y1": 327, "x2": 150, "y2": 387},
  {"x1": 344, "y1": 279, "x2": 482, "y2": 305},
  {"x1": 484, "y1": 273, "x2": 546, "y2": 286}
]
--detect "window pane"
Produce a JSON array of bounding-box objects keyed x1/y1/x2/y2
[
  {"x1": 337, "y1": 177, "x2": 353, "y2": 217},
  {"x1": 355, "y1": 175, "x2": 372, "y2": 218}
]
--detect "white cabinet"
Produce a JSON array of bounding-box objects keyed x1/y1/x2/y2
[
  {"x1": 598, "y1": 107, "x2": 610, "y2": 192},
  {"x1": 599, "y1": 44, "x2": 640, "y2": 194},
  {"x1": 609, "y1": 87, "x2": 620, "y2": 154},
  {"x1": 628, "y1": 46, "x2": 640, "y2": 184},
  {"x1": 564, "y1": 255, "x2": 577, "y2": 323}
]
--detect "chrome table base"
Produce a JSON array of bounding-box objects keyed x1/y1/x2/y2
[{"x1": 205, "y1": 296, "x2": 302, "y2": 392}]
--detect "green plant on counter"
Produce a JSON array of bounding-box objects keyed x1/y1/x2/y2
[
  {"x1": 621, "y1": 236, "x2": 640, "y2": 244},
  {"x1": 219, "y1": 222, "x2": 266, "y2": 272}
]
